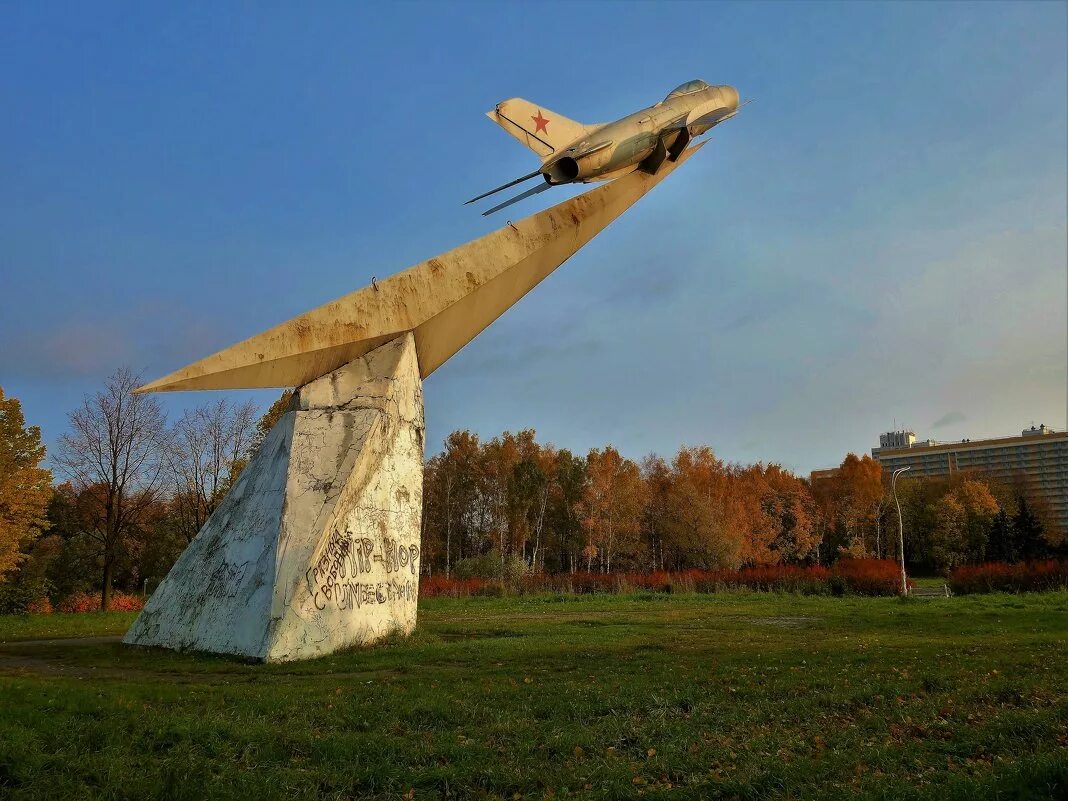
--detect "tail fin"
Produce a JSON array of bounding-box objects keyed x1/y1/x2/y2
[{"x1": 486, "y1": 98, "x2": 589, "y2": 159}]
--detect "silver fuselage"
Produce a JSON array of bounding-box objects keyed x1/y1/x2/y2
[{"x1": 542, "y1": 84, "x2": 740, "y2": 184}]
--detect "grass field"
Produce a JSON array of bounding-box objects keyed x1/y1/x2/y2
[{"x1": 1, "y1": 593, "x2": 1066, "y2": 800}]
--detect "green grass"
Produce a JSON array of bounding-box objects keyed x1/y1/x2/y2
[
  {"x1": 1, "y1": 593, "x2": 1066, "y2": 800},
  {"x1": 0, "y1": 611, "x2": 138, "y2": 643}
]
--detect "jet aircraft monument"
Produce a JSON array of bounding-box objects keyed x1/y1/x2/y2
[
  {"x1": 468, "y1": 79, "x2": 741, "y2": 214},
  {"x1": 124, "y1": 82, "x2": 740, "y2": 662}
]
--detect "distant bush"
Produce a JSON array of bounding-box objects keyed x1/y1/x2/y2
[
  {"x1": 26, "y1": 596, "x2": 53, "y2": 614},
  {"x1": 57, "y1": 592, "x2": 101, "y2": 613},
  {"x1": 730, "y1": 565, "x2": 831, "y2": 595},
  {"x1": 56, "y1": 591, "x2": 146, "y2": 613},
  {"x1": 109, "y1": 592, "x2": 147, "y2": 612},
  {"x1": 0, "y1": 574, "x2": 52, "y2": 615},
  {"x1": 830, "y1": 558, "x2": 904, "y2": 596},
  {"x1": 419, "y1": 576, "x2": 506, "y2": 598},
  {"x1": 420, "y1": 560, "x2": 907, "y2": 599},
  {"x1": 452, "y1": 550, "x2": 527, "y2": 584},
  {"x1": 551, "y1": 572, "x2": 621, "y2": 595},
  {"x1": 949, "y1": 560, "x2": 1068, "y2": 595}
]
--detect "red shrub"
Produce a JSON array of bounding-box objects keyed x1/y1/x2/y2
[
  {"x1": 108, "y1": 592, "x2": 146, "y2": 612},
  {"x1": 57, "y1": 592, "x2": 99, "y2": 613},
  {"x1": 625, "y1": 571, "x2": 675, "y2": 592},
  {"x1": 419, "y1": 575, "x2": 452, "y2": 598},
  {"x1": 569, "y1": 572, "x2": 621, "y2": 594},
  {"x1": 57, "y1": 591, "x2": 146, "y2": 613},
  {"x1": 831, "y1": 558, "x2": 904, "y2": 596},
  {"x1": 735, "y1": 564, "x2": 831, "y2": 594},
  {"x1": 949, "y1": 560, "x2": 1068, "y2": 595},
  {"x1": 518, "y1": 573, "x2": 575, "y2": 595},
  {"x1": 26, "y1": 597, "x2": 53, "y2": 614},
  {"x1": 418, "y1": 560, "x2": 906, "y2": 600},
  {"x1": 419, "y1": 576, "x2": 499, "y2": 598}
]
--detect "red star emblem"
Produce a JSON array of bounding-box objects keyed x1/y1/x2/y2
[{"x1": 531, "y1": 110, "x2": 550, "y2": 134}]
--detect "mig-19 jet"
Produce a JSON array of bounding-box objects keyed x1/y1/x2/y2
[{"x1": 467, "y1": 80, "x2": 742, "y2": 215}]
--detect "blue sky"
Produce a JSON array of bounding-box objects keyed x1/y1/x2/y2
[{"x1": 2, "y1": 1, "x2": 1065, "y2": 474}]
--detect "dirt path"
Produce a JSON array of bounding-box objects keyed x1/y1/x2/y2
[
  {"x1": 1, "y1": 635, "x2": 123, "y2": 648},
  {"x1": 0, "y1": 635, "x2": 131, "y2": 679},
  {"x1": 0, "y1": 636, "x2": 405, "y2": 683}
]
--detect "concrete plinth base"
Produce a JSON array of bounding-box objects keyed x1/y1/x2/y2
[{"x1": 123, "y1": 333, "x2": 424, "y2": 662}]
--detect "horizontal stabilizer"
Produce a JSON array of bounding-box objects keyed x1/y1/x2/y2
[
  {"x1": 465, "y1": 170, "x2": 543, "y2": 205},
  {"x1": 482, "y1": 181, "x2": 553, "y2": 216}
]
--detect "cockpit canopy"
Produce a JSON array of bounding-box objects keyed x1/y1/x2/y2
[{"x1": 665, "y1": 79, "x2": 710, "y2": 100}]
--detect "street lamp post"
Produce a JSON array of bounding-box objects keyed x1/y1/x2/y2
[{"x1": 892, "y1": 466, "x2": 911, "y2": 595}]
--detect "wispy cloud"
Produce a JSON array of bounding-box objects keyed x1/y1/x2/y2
[
  {"x1": 0, "y1": 308, "x2": 228, "y2": 382},
  {"x1": 444, "y1": 333, "x2": 605, "y2": 379},
  {"x1": 932, "y1": 410, "x2": 966, "y2": 429}
]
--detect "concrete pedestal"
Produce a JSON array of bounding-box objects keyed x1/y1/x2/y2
[{"x1": 123, "y1": 333, "x2": 424, "y2": 662}]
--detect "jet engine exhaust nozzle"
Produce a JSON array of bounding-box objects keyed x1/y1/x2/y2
[{"x1": 543, "y1": 157, "x2": 580, "y2": 184}]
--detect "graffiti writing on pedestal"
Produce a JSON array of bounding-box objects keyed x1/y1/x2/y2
[{"x1": 306, "y1": 528, "x2": 420, "y2": 612}]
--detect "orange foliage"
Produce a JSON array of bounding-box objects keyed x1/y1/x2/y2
[
  {"x1": 949, "y1": 560, "x2": 1068, "y2": 594},
  {"x1": 422, "y1": 434, "x2": 829, "y2": 576},
  {"x1": 57, "y1": 591, "x2": 145, "y2": 613},
  {"x1": 0, "y1": 387, "x2": 53, "y2": 574},
  {"x1": 735, "y1": 464, "x2": 819, "y2": 565},
  {"x1": 26, "y1": 596, "x2": 53, "y2": 614},
  {"x1": 662, "y1": 446, "x2": 739, "y2": 568},
  {"x1": 830, "y1": 558, "x2": 904, "y2": 595},
  {"x1": 580, "y1": 447, "x2": 645, "y2": 572}
]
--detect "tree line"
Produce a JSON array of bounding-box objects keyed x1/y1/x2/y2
[
  {"x1": 1, "y1": 372, "x2": 285, "y2": 611},
  {"x1": 421, "y1": 432, "x2": 822, "y2": 577},
  {"x1": 1, "y1": 373, "x2": 1064, "y2": 610},
  {"x1": 421, "y1": 434, "x2": 1065, "y2": 580}
]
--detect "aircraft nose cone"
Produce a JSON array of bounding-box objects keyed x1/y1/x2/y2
[{"x1": 723, "y1": 86, "x2": 740, "y2": 110}]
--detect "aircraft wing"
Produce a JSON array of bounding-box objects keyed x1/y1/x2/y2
[{"x1": 682, "y1": 98, "x2": 751, "y2": 131}]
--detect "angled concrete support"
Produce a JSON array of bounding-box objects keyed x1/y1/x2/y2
[{"x1": 124, "y1": 334, "x2": 424, "y2": 661}]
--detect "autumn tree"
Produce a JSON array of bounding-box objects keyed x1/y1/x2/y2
[
  {"x1": 641, "y1": 455, "x2": 672, "y2": 572},
  {"x1": 422, "y1": 430, "x2": 585, "y2": 576},
  {"x1": 0, "y1": 387, "x2": 53, "y2": 577},
  {"x1": 36, "y1": 483, "x2": 96, "y2": 600},
  {"x1": 53, "y1": 369, "x2": 169, "y2": 610},
  {"x1": 738, "y1": 464, "x2": 820, "y2": 565},
  {"x1": 662, "y1": 446, "x2": 740, "y2": 570},
  {"x1": 579, "y1": 446, "x2": 645, "y2": 572},
  {"x1": 169, "y1": 398, "x2": 258, "y2": 543},
  {"x1": 422, "y1": 430, "x2": 484, "y2": 575},
  {"x1": 420, "y1": 431, "x2": 824, "y2": 576},
  {"x1": 833, "y1": 453, "x2": 884, "y2": 557},
  {"x1": 547, "y1": 449, "x2": 586, "y2": 573},
  {"x1": 483, "y1": 430, "x2": 528, "y2": 561},
  {"x1": 928, "y1": 479, "x2": 1000, "y2": 572},
  {"x1": 515, "y1": 440, "x2": 555, "y2": 571},
  {"x1": 809, "y1": 472, "x2": 840, "y2": 565}
]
